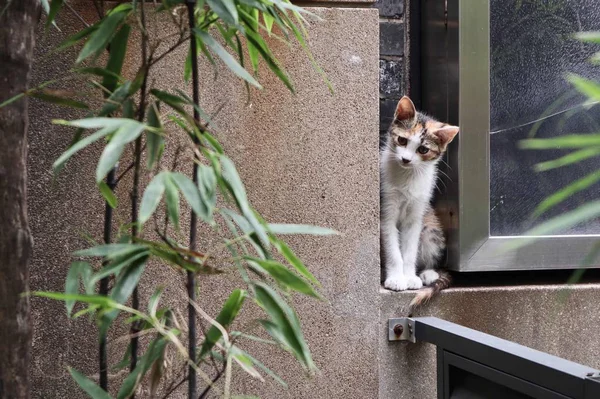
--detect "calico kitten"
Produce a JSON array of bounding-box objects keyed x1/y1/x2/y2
[{"x1": 381, "y1": 96, "x2": 458, "y2": 308}]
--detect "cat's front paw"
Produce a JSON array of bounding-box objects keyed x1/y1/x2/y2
[
  {"x1": 384, "y1": 274, "x2": 409, "y2": 291},
  {"x1": 405, "y1": 274, "x2": 423, "y2": 290},
  {"x1": 420, "y1": 270, "x2": 439, "y2": 286}
]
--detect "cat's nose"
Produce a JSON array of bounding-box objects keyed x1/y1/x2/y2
[{"x1": 402, "y1": 158, "x2": 411, "y2": 164}]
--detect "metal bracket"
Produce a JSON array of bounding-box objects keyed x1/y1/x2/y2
[{"x1": 388, "y1": 318, "x2": 416, "y2": 342}]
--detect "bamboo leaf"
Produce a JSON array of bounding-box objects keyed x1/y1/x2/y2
[
  {"x1": 139, "y1": 172, "x2": 167, "y2": 226},
  {"x1": 103, "y1": 24, "x2": 131, "y2": 93},
  {"x1": 534, "y1": 171, "x2": 600, "y2": 217},
  {"x1": 96, "y1": 120, "x2": 146, "y2": 182},
  {"x1": 77, "y1": 9, "x2": 129, "y2": 64},
  {"x1": 52, "y1": 119, "x2": 126, "y2": 174},
  {"x1": 65, "y1": 261, "x2": 92, "y2": 316},
  {"x1": 194, "y1": 30, "x2": 262, "y2": 89},
  {"x1": 30, "y1": 89, "x2": 89, "y2": 109},
  {"x1": 199, "y1": 289, "x2": 247, "y2": 358},
  {"x1": 253, "y1": 282, "x2": 315, "y2": 371},
  {"x1": 575, "y1": 31, "x2": 600, "y2": 44},
  {"x1": 272, "y1": 239, "x2": 319, "y2": 285},
  {"x1": 206, "y1": 0, "x2": 238, "y2": 25},
  {"x1": 220, "y1": 155, "x2": 269, "y2": 246},
  {"x1": 32, "y1": 292, "x2": 119, "y2": 308},
  {"x1": 567, "y1": 73, "x2": 600, "y2": 101},
  {"x1": 170, "y1": 172, "x2": 211, "y2": 223},
  {"x1": 164, "y1": 174, "x2": 181, "y2": 230},
  {"x1": 268, "y1": 223, "x2": 339, "y2": 236},
  {"x1": 69, "y1": 368, "x2": 112, "y2": 399},
  {"x1": 534, "y1": 147, "x2": 600, "y2": 171},
  {"x1": 98, "y1": 181, "x2": 118, "y2": 208},
  {"x1": 45, "y1": 0, "x2": 64, "y2": 29},
  {"x1": 75, "y1": 67, "x2": 123, "y2": 82},
  {"x1": 117, "y1": 337, "x2": 168, "y2": 399},
  {"x1": 146, "y1": 102, "x2": 164, "y2": 170},
  {"x1": 519, "y1": 134, "x2": 600, "y2": 149},
  {"x1": 90, "y1": 250, "x2": 150, "y2": 286},
  {"x1": 75, "y1": 243, "x2": 147, "y2": 258},
  {"x1": 56, "y1": 23, "x2": 98, "y2": 52},
  {"x1": 148, "y1": 287, "x2": 164, "y2": 317},
  {"x1": 246, "y1": 258, "x2": 320, "y2": 298}
]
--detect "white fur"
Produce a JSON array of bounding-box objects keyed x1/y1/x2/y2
[{"x1": 381, "y1": 140, "x2": 439, "y2": 291}]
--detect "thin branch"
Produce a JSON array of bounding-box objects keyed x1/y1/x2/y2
[
  {"x1": 64, "y1": 1, "x2": 90, "y2": 27},
  {"x1": 149, "y1": 35, "x2": 190, "y2": 68}
]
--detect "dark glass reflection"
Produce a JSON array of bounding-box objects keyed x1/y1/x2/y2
[{"x1": 490, "y1": 0, "x2": 600, "y2": 236}]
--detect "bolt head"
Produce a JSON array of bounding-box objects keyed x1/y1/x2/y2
[{"x1": 393, "y1": 324, "x2": 404, "y2": 336}]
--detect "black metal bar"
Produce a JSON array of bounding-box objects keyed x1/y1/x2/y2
[
  {"x1": 404, "y1": 0, "x2": 421, "y2": 108},
  {"x1": 186, "y1": 0, "x2": 199, "y2": 397},
  {"x1": 99, "y1": 166, "x2": 117, "y2": 391},
  {"x1": 584, "y1": 375, "x2": 600, "y2": 399},
  {"x1": 412, "y1": 317, "x2": 599, "y2": 399}
]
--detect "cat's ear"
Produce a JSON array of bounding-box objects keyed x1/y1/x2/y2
[
  {"x1": 434, "y1": 126, "x2": 459, "y2": 146},
  {"x1": 394, "y1": 96, "x2": 417, "y2": 123}
]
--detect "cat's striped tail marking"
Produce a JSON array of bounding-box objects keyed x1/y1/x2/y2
[{"x1": 408, "y1": 271, "x2": 451, "y2": 316}]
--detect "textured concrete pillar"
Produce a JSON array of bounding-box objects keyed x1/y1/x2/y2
[{"x1": 28, "y1": 2, "x2": 379, "y2": 397}]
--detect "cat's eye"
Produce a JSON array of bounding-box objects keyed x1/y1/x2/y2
[
  {"x1": 417, "y1": 146, "x2": 429, "y2": 155},
  {"x1": 397, "y1": 137, "x2": 408, "y2": 146}
]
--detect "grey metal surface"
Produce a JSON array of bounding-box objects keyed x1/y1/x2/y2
[
  {"x1": 408, "y1": 317, "x2": 599, "y2": 398},
  {"x1": 388, "y1": 317, "x2": 415, "y2": 342}
]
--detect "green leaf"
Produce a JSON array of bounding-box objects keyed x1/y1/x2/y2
[
  {"x1": 510, "y1": 200, "x2": 600, "y2": 250},
  {"x1": 112, "y1": 344, "x2": 132, "y2": 371},
  {"x1": 229, "y1": 345, "x2": 264, "y2": 381},
  {"x1": 170, "y1": 172, "x2": 210, "y2": 222},
  {"x1": 101, "y1": 255, "x2": 148, "y2": 337},
  {"x1": 52, "y1": 118, "x2": 126, "y2": 174},
  {"x1": 75, "y1": 243, "x2": 147, "y2": 258},
  {"x1": 253, "y1": 282, "x2": 315, "y2": 371},
  {"x1": 199, "y1": 165, "x2": 217, "y2": 217},
  {"x1": 90, "y1": 249, "x2": 150, "y2": 286},
  {"x1": 534, "y1": 171, "x2": 600, "y2": 217},
  {"x1": 233, "y1": 346, "x2": 287, "y2": 387},
  {"x1": 29, "y1": 89, "x2": 89, "y2": 109},
  {"x1": 32, "y1": 292, "x2": 119, "y2": 308},
  {"x1": 146, "y1": 102, "x2": 164, "y2": 170},
  {"x1": 99, "y1": 81, "x2": 132, "y2": 116},
  {"x1": 567, "y1": 74, "x2": 600, "y2": 101},
  {"x1": 246, "y1": 258, "x2": 320, "y2": 298},
  {"x1": 203, "y1": 132, "x2": 224, "y2": 154},
  {"x1": 117, "y1": 337, "x2": 168, "y2": 399},
  {"x1": 75, "y1": 67, "x2": 123, "y2": 82},
  {"x1": 220, "y1": 156, "x2": 269, "y2": 245},
  {"x1": 98, "y1": 181, "x2": 118, "y2": 208},
  {"x1": 69, "y1": 368, "x2": 112, "y2": 399},
  {"x1": 272, "y1": 239, "x2": 319, "y2": 285},
  {"x1": 164, "y1": 174, "x2": 181, "y2": 230},
  {"x1": 534, "y1": 147, "x2": 600, "y2": 171},
  {"x1": 56, "y1": 23, "x2": 98, "y2": 53},
  {"x1": 194, "y1": 30, "x2": 262, "y2": 89},
  {"x1": 148, "y1": 287, "x2": 164, "y2": 317},
  {"x1": 77, "y1": 9, "x2": 128, "y2": 64},
  {"x1": 574, "y1": 31, "x2": 600, "y2": 44},
  {"x1": 206, "y1": 0, "x2": 238, "y2": 25},
  {"x1": 96, "y1": 120, "x2": 146, "y2": 182},
  {"x1": 262, "y1": 11, "x2": 275, "y2": 33},
  {"x1": 240, "y1": 12, "x2": 294, "y2": 92},
  {"x1": 268, "y1": 223, "x2": 339, "y2": 236},
  {"x1": 103, "y1": 24, "x2": 131, "y2": 93},
  {"x1": 65, "y1": 262, "x2": 92, "y2": 316},
  {"x1": 139, "y1": 172, "x2": 167, "y2": 226},
  {"x1": 199, "y1": 289, "x2": 247, "y2": 357},
  {"x1": 45, "y1": 0, "x2": 64, "y2": 30},
  {"x1": 519, "y1": 134, "x2": 600, "y2": 149}
]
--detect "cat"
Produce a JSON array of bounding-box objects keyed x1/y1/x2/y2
[{"x1": 380, "y1": 96, "x2": 458, "y2": 310}]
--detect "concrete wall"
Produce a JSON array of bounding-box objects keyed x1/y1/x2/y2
[{"x1": 29, "y1": 1, "x2": 380, "y2": 398}]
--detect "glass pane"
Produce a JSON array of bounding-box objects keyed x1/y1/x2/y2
[{"x1": 490, "y1": 0, "x2": 600, "y2": 236}]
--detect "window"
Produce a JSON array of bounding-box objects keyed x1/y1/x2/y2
[{"x1": 421, "y1": 0, "x2": 600, "y2": 271}]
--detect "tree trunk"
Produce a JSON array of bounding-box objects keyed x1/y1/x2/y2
[{"x1": 0, "y1": 0, "x2": 40, "y2": 397}]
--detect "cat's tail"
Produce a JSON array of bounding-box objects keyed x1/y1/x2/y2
[{"x1": 408, "y1": 271, "x2": 451, "y2": 316}]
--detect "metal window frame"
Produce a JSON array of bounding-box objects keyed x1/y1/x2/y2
[
  {"x1": 421, "y1": 0, "x2": 600, "y2": 271},
  {"x1": 388, "y1": 317, "x2": 600, "y2": 399}
]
